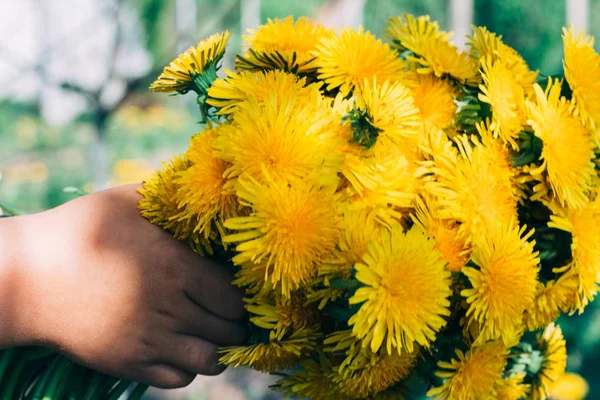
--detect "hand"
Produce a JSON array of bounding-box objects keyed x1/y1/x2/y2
[{"x1": 0, "y1": 185, "x2": 248, "y2": 388}]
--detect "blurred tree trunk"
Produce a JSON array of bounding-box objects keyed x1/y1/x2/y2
[
  {"x1": 241, "y1": 0, "x2": 261, "y2": 33},
  {"x1": 450, "y1": 0, "x2": 473, "y2": 50},
  {"x1": 176, "y1": 0, "x2": 197, "y2": 51},
  {"x1": 566, "y1": 0, "x2": 588, "y2": 32},
  {"x1": 315, "y1": 0, "x2": 366, "y2": 30}
]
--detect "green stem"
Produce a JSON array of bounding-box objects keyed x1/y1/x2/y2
[
  {"x1": 52, "y1": 361, "x2": 75, "y2": 400},
  {"x1": 0, "y1": 349, "x2": 15, "y2": 384},
  {"x1": 89, "y1": 376, "x2": 119, "y2": 400},
  {"x1": 31, "y1": 355, "x2": 61, "y2": 399},
  {"x1": 127, "y1": 384, "x2": 148, "y2": 400},
  {"x1": 83, "y1": 373, "x2": 103, "y2": 400},
  {"x1": 0, "y1": 347, "x2": 55, "y2": 400},
  {"x1": 42, "y1": 357, "x2": 71, "y2": 400},
  {"x1": 106, "y1": 380, "x2": 131, "y2": 400}
]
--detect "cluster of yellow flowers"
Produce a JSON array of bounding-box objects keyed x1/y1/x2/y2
[{"x1": 140, "y1": 14, "x2": 600, "y2": 399}]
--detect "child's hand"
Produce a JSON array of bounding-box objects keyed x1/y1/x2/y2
[{"x1": 0, "y1": 185, "x2": 248, "y2": 388}]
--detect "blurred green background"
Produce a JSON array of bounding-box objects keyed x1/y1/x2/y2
[{"x1": 0, "y1": 0, "x2": 598, "y2": 398}]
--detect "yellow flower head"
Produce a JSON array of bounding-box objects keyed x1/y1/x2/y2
[
  {"x1": 273, "y1": 356, "x2": 344, "y2": 400},
  {"x1": 411, "y1": 75, "x2": 457, "y2": 133},
  {"x1": 531, "y1": 323, "x2": 568, "y2": 400},
  {"x1": 343, "y1": 138, "x2": 419, "y2": 226},
  {"x1": 232, "y1": 261, "x2": 270, "y2": 295},
  {"x1": 526, "y1": 79, "x2": 595, "y2": 209},
  {"x1": 219, "y1": 327, "x2": 317, "y2": 372},
  {"x1": 462, "y1": 221, "x2": 540, "y2": 344},
  {"x1": 214, "y1": 88, "x2": 343, "y2": 187},
  {"x1": 224, "y1": 176, "x2": 342, "y2": 296},
  {"x1": 246, "y1": 292, "x2": 317, "y2": 341},
  {"x1": 386, "y1": 14, "x2": 478, "y2": 83},
  {"x1": 523, "y1": 273, "x2": 579, "y2": 331},
  {"x1": 354, "y1": 77, "x2": 421, "y2": 145},
  {"x1": 563, "y1": 26, "x2": 600, "y2": 145},
  {"x1": 479, "y1": 57, "x2": 526, "y2": 149},
  {"x1": 427, "y1": 124, "x2": 518, "y2": 237},
  {"x1": 138, "y1": 155, "x2": 193, "y2": 240},
  {"x1": 207, "y1": 69, "x2": 322, "y2": 116},
  {"x1": 174, "y1": 126, "x2": 239, "y2": 239},
  {"x1": 150, "y1": 31, "x2": 230, "y2": 93},
  {"x1": 427, "y1": 340, "x2": 509, "y2": 400},
  {"x1": 495, "y1": 373, "x2": 531, "y2": 400},
  {"x1": 334, "y1": 345, "x2": 417, "y2": 398},
  {"x1": 323, "y1": 209, "x2": 385, "y2": 279},
  {"x1": 549, "y1": 199, "x2": 600, "y2": 312},
  {"x1": 312, "y1": 26, "x2": 408, "y2": 97},
  {"x1": 237, "y1": 16, "x2": 331, "y2": 74},
  {"x1": 386, "y1": 14, "x2": 450, "y2": 52},
  {"x1": 349, "y1": 224, "x2": 452, "y2": 354},
  {"x1": 413, "y1": 196, "x2": 471, "y2": 273},
  {"x1": 469, "y1": 26, "x2": 537, "y2": 92},
  {"x1": 549, "y1": 372, "x2": 589, "y2": 400}
]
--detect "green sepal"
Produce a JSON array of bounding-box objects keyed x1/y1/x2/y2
[{"x1": 343, "y1": 108, "x2": 382, "y2": 149}]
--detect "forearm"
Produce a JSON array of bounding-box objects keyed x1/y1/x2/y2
[{"x1": 0, "y1": 215, "x2": 43, "y2": 348}]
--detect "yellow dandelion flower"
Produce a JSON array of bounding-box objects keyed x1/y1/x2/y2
[
  {"x1": 246, "y1": 292, "x2": 317, "y2": 341},
  {"x1": 495, "y1": 373, "x2": 531, "y2": 400},
  {"x1": 563, "y1": 26, "x2": 600, "y2": 145},
  {"x1": 343, "y1": 138, "x2": 418, "y2": 227},
  {"x1": 411, "y1": 75, "x2": 457, "y2": 133},
  {"x1": 304, "y1": 281, "x2": 345, "y2": 311},
  {"x1": 468, "y1": 26, "x2": 537, "y2": 93},
  {"x1": 224, "y1": 175, "x2": 341, "y2": 296},
  {"x1": 232, "y1": 261, "x2": 270, "y2": 295},
  {"x1": 150, "y1": 31, "x2": 230, "y2": 94},
  {"x1": 349, "y1": 224, "x2": 452, "y2": 354},
  {"x1": 548, "y1": 199, "x2": 600, "y2": 311},
  {"x1": 219, "y1": 327, "x2": 317, "y2": 373},
  {"x1": 214, "y1": 91, "x2": 343, "y2": 186},
  {"x1": 413, "y1": 196, "x2": 471, "y2": 272},
  {"x1": 385, "y1": 14, "x2": 478, "y2": 83},
  {"x1": 207, "y1": 69, "x2": 322, "y2": 116},
  {"x1": 526, "y1": 79, "x2": 595, "y2": 209},
  {"x1": 174, "y1": 127, "x2": 239, "y2": 239},
  {"x1": 523, "y1": 273, "x2": 578, "y2": 331},
  {"x1": 427, "y1": 340, "x2": 508, "y2": 400},
  {"x1": 385, "y1": 14, "x2": 450, "y2": 53},
  {"x1": 549, "y1": 372, "x2": 589, "y2": 400},
  {"x1": 312, "y1": 26, "x2": 408, "y2": 97},
  {"x1": 273, "y1": 355, "x2": 344, "y2": 400},
  {"x1": 322, "y1": 209, "x2": 385, "y2": 280},
  {"x1": 350, "y1": 78, "x2": 421, "y2": 149},
  {"x1": 236, "y1": 16, "x2": 331, "y2": 74},
  {"x1": 427, "y1": 124, "x2": 518, "y2": 237},
  {"x1": 335, "y1": 347, "x2": 417, "y2": 398},
  {"x1": 479, "y1": 57, "x2": 526, "y2": 149},
  {"x1": 323, "y1": 330, "x2": 417, "y2": 398},
  {"x1": 138, "y1": 155, "x2": 193, "y2": 240},
  {"x1": 531, "y1": 323, "x2": 567, "y2": 400},
  {"x1": 462, "y1": 221, "x2": 539, "y2": 344}
]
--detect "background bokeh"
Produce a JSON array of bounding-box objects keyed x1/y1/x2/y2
[{"x1": 0, "y1": 0, "x2": 598, "y2": 398}]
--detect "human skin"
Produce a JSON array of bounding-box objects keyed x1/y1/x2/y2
[{"x1": 0, "y1": 184, "x2": 248, "y2": 388}]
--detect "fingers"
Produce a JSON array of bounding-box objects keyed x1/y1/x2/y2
[
  {"x1": 175, "y1": 299, "x2": 249, "y2": 346},
  {"x1": 180, "y1": 252, "x2": 247, "y2": 322},
  {"x1": 160, "y1": 334, "x2": 227, "y2": 377},
  {"x1": 142, "y1": 364, "x2": 196, "y2": 389}
]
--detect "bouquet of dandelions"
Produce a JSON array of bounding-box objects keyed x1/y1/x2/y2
[
  {"x1": 136, "y1": 13, "x2": 600, "y2": 400},
  {"x1": 4, "y1": 13, "x2": 600, "y2": 400}
]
